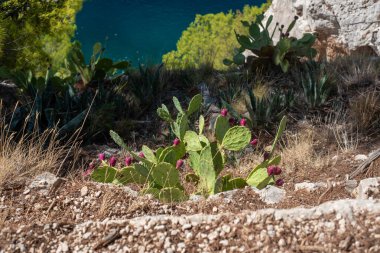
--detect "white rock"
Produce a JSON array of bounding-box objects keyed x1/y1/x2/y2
[
  {"x1": 80, "y1": 186, "x2": 89, "y2": 197},
  {"x1": 295, "y1": 182, "x2": 327, "y2": 192},
  {"x1": 29, "y1": 172, "x2": 58, "y2": 190},
  {"x1": 263, "y1": 0, "x2": 380, "y2": 59},
  {"x1": 353, "y1": 178, "x2": 380, "y2": 199},
  {"x1": 252, "y1": 186, "x2": 286, "y2": 205},
  {"x1": 57, "y1": 242, "x2": 69, "y2": 253},
  {"x1": 354, "y1": 155, "x2": 368, "y2": 161}
]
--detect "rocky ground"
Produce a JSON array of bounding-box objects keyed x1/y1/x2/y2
[
  {"x1": 0, "y1": 140, "x2": 379, "y2": 252},
  {"x1": 0, "y1": 153, "x2": 379, "y2": 252}
]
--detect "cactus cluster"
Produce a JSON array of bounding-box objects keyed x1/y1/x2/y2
[
  {"x1": 90, "y1": 94, "x2": 287, "y2": 202},
  {"x1": 224, "y1": 14, "x2": 317, "y2": 73}
]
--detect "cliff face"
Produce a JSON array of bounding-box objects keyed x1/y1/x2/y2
[{"x1": 264, "y1": 0, "x2": 380, "y2": 59}]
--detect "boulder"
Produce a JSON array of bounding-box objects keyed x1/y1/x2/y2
[
  {"x1": 264, "y1": 0, "x2": 380, "y2": 60},
  {"x1": 353, "y1": 177, "x2": 380, "y2": 199}
]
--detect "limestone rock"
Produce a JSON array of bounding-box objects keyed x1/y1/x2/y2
[
  {"x1": 252, "y1": 185, "x2": 286, "y2": 205},
  {"x1": 353, "y1": 177, "x2": 380, "y2": 199},
  {"x1": 29, "y1": 172, "x2": 59, "y2": 190},
  {"x1": 264, "y1": 0, "x2": 380, "y2": 59},
  {"x1": 294, "y1": 181, "x2": 328, "y2": 192}
]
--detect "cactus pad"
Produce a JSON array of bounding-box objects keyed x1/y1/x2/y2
[
  {"x1": 221, "y1": 126, "x2": 251, "y2": 151},
  {"x1": 151, "y1": 162, "x2": 180, "y2": 188}
]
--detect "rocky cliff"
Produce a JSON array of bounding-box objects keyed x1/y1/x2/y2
[{"x1": 264, "y1": 0, "x2": 380, "y2": 59}]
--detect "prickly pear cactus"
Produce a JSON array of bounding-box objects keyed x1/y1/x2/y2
[
  {"x1": 91, "y1": 165, "x2": 118, "y2": 183},
  {"x1": 215, "y1": 115, "x2": 230, "y2": 143},
  {"x1": 159, "y1": 187, "x2": 187, "y2": 202},
  {"x1": 221, "y1": 126, "x2": 251, "y2": 151},
  {"x1": 151, "y1": 162, "x2": 181, "y2": 188}
]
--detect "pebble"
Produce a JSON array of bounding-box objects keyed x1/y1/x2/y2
[{"x1": 80, "y1": 186, "x2": 88, "y2": 197}]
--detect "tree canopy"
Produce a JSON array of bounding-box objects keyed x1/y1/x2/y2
[
  {"x1": 162, "y1": 1, "x2": 271, "y2": 70},
  {"x1": 0, "y1": 0, "x2": 83, "y2": 74}
]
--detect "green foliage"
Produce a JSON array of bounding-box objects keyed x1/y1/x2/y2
[
  {"x1": 298, "y1": 61, "x2": 331, "y2": 108},
  {"x1": 0, "y1": 0, "x2": 83, "y2": 74},
  {"x1": 246, "y1": 116, "x2": 287, "y2": 189},
  {"x1": 92, "y1": 95, "x2": 287, "y2": 202},
  {"x1": 128, "y1": 64, "x2": 165, "y2": 110},
  {"x1": 244, "y1": 87, "x2": 294, "y2": 127},
  {"x1": 225, "y1": 14, "x2": 317, "y2": 73},
  {"x1": 66, "y1": 41, "x2": 130, "y2": 86},
  {"x1": 163, "y1": 2, "x2": 271, "y2": 70}
]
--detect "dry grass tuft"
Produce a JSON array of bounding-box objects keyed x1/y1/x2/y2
[
  {"x1": 329, "y1": 56, "x2": 379, "y2": 94},
  {"x1": 281, "y1": 125, "x2": 329, "y2": 175},
  {"x1": 0, "y1": 104, "x2": 77, "y2": 186},
  {"x1": 349, "y1": 90, "x2": 380, "y2": 133}
]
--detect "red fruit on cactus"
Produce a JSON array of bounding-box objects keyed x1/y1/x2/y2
[
  {"x1": 240, "y1": 118, "x2": 247, "y2": 126},
  {"x1": 138, "y1": 152, "x2": 145, "y2": 158},
  {"x1": 109, "y1": 156, "x2": 117, "y2": 167},
  {"x1": 274, "y1": 167, "x2": 282, "y2": 175},
  {"x1": 176, "y1": 159, "x2": 184, "y2": 169},
  {"x1": 98, "y1": 153, "x2": 105, "y2": 161},
  {"x1": 250, "y1": 139, "x2": 258, "y2": 146},
  {"x1": 267, "y1": 165, "x2": 276, "y2": 176},
  {"x1": 276, "y1": 179, "x2": 284, "y2": 186},
  {"x1": 229, "y1": 117, "x2": 236, "y2": 126},
  {"x1": 173, "y1": 138, "x2": 180, "y2": 146},
  {"x1": 221, "y1": 108, "x2": 228, "y2": 117},
  {"x1": 125, "y1": 156, "x2": 132, "y2": 166}
]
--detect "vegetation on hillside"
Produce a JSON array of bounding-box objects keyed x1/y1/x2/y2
[
  {"x1": 162, "y1": 1, "x2": 271, "y2": 70},
  {"x1": 0, "y1": 0, "x2": 83, "y2": 74}
]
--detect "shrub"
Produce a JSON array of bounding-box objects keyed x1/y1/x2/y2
[
  {"x1": 90, "y1": 94, "x2": 287, "y2": 202},
  {"x1": 0, "y1": 0, "x2": 84, "y2": 74},
  {"x1": 162, "y1": 2, "x2": 271, "y2": 70}
]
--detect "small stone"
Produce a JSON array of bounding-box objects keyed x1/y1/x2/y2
[
  {"x1": 182, "y1": 224, "x2": 192, "y2": 230},
  {"x1": 23, "y1": 189, "x2": 30, "y2": 195},
  {"x1": 94, "y1": 191, "x2": 102, "y2": 198},
  {"x1": 354, "y1": 154, "x2": 368, "y2": 161},
  {"x1": 212, "y1": 207, "x2": 218, "y2": 212},
  {"x1": 295, "y1": 182, "x2": 327, "y2": 193},
  {"x1": 57, "y1": 242, "x2": 69, "y2": 253},
  {"x1": 80, "y1": 186, "x2": 88, "y2": 197},
  {"x1": 278, "y1": 238, "x2": 286, "y2": 247}
]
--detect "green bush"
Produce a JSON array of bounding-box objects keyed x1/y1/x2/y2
[
  {"x1": 0, "y1": 0, "x2": 83, "y2": 74},
  {"x1": 162, "y1": 2, "x2": 271, "y2": 70}
]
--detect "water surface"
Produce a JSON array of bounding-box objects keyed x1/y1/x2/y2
[{"x1": 76, "y1": 0, "x2": 265, "y2": 65}]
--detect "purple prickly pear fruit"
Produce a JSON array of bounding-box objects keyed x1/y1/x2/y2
[
  {"x1": 221, "y1": 108, "x2": 228, "y2": 117},
  {"x1": 276, "y1": 179, "x2": 284, "y2": 187},
  {"x1": 98, "y1": 153, "x2": 105, "y2": 161},
  {"x1": 240, "y1": 118, "x2": 247, "y2": 126},
  {"x1": 176, "y1": 159, "x2": 184, "y2": 169},
  {"x1": 125, "y1": 156, "x2": 132, "y2": 166},
  {"x1": 250, "y1": 139, "x2": 258, "y2": 147},
  {"x1": 109, "y1": 156, "x2": 117, "y2": 167},
  {"x1": 267, "y1": 165, "x2": 276, "y2": 176},
  {"x1": 138, "y1": 152, "x2": 145, "y2": 158},
  {"x1": 173, "y1": 138, "x2": 180, "y2": 146}
]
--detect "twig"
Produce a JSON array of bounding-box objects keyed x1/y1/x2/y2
[
  {"x1": 318, "y1": 179, "x2": 332, "y2": 205},
  {"x1": 349, "y1": 148, "x2": 380, "y2": 179},
  {"x1": 297, "y1": 245, "x2": 326, "y2": 252},
  {"x1": 93, "y1": 230, "x2": 121, "y2": 250}
]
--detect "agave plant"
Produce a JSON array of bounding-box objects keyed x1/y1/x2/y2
[{"x1": 298, "y1": 61, "x2": 331, "y2": 108}]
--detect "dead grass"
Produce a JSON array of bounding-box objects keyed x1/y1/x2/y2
[
  {"x1": 0, "y1": 103, "x2": 78, "y2": 187},
  {"x1": 281, "y1": 124, "x2": 330, "y2": 176},
  {"x1": 329, "y1": 56, "x2": 379, "y2": 94},
  {"x1": 349, "y1": 89, "x2": 380, "y2": 133}
]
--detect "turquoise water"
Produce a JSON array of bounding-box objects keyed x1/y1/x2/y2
[{"x1": 75, "y1": 0, "x2": 265, "y2": 65}]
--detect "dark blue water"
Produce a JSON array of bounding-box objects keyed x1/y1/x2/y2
[{"x1": 75, "y1": 0, "x2": 265, "y2": 65}]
